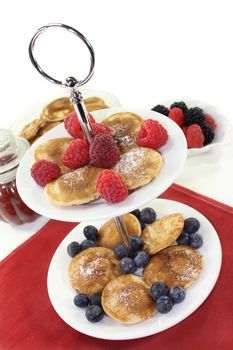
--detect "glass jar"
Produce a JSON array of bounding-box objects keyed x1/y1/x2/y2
[{"x1": 0, "y1": 129, "x2": 38, "y2": 224}]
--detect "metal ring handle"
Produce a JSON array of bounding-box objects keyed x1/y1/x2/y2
[{"x1": 28, "y1": 23, "x2": 95, "y2": 88}]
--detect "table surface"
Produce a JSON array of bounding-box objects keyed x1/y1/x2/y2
[{"x1": 0, "y1": 0, "x2": 233, "y2": 261}]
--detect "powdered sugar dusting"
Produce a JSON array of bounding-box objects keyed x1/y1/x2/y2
[
  {"x1": 78, "y1": 257, "x2": 106, "y2": 277},
  {"x1": 114, "y1": 148, "x2": 146, "y2": 176}
]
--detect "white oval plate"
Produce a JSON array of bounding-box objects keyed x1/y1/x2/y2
[
  {"x1": 16, "y1": 107, "x2": 187, "y2": 222},
  {"x1": 47, "y1": 199, "x2": 222, "y2": 340}
]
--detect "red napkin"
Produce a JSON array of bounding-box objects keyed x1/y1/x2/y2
[{"x1": 0, "y1": 184, "x2": 232, "y2": 350}]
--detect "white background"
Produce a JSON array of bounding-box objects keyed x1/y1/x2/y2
[{"x1": 0, "y1": 0, "x2": 232, "y2": 259}]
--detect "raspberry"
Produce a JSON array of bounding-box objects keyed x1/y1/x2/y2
[
  {"x1": 170, "y1": 101, "x2": 188, "y2": 114},
  {"x1": 90, "y1": 134, "x2": 120, "y2": 168},
  {"x1": 96, "y1": 170, "x2": 128, "y2": 203},
  {"x1": 186, "y1": 124, "x2": 204, "y2": 148},
  {"x1": 182, "y1": 126, "x2": 188, "y2": 135},
  {"x1": 92, "y1": 123, "x2": 111, "y2": 136},
  {"x1": 61, "y1": 139, "x2": 90, "y2": 169},
  {"x1": 168, "y1": 108, "x2": 184, "y2": 127},
  {"x1": 64, "y1": 112, "x2": 96, "y2": 138},
  {"x1": 136, "y1": 119, "x2": 168, "y2": 150},
  {"x1": 204, "y1": 114, "x2": 217, "y2": 130},
  {"x1": 31, "y1": 160, "x2": 61, "y2": 186}
]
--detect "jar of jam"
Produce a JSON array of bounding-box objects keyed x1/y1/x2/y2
[{"x1": 0, "y1": 129, "x2": 38, "y2": 224}]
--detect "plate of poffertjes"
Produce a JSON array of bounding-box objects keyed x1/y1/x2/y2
[
  {"x1": 16, "y1": 107, "x2": 187, "y2": 222},
  {"x1": 47, "y1": 199, "x2": 222, "y2": 340}
]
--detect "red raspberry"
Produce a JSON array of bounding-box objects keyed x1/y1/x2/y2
[
  {"x1": 61, "y1": 139, "x2": 90, "y2": 169},
  {"x1": 186, "y1": 124, "x2": 204, "y2": 148},
  {"x1": 96, "y1": 170, "x2": 128, "y2": 203},
  {"x1": 168, "y1": 107, "x2": 185, "y2": 127},
  {"x1": 204, "y1": 114, "x2": 217, "y2": 130},
  {"x1": 90, "y1": 134, "x2": 120, "y2": 168},
  {"x1": 31, "y1": 160, "x2": 61, "y2": 186},
  {"x1": 136, "y1": 119, "x2": 168, "y2": 150},
  {"x1": 64, "y1": 112, "x2": 96, "y2": 138},
  {"x1": 92, "y1": 123, "x2": 111, "y2": 136},
  {"x1": 182, "y1": 126, "x2": 188, "y2": 135}
]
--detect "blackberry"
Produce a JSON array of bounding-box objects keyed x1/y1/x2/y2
[
  {"x1": 200, "y1": 123, "x2": 215, "y2": 145},
  {"x1": 170, "y1": 101, "x2": 188, "y2": 114},
  {"x1": 184, "y1": 107, "x2": 205, "y2": 126},
  {"x1": 151, "y1": 104, "x2": 169, "y2": 116}
]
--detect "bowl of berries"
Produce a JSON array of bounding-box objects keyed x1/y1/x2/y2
[{"x1": 151, "y1": 101, "x2": 231, "y2": 156}]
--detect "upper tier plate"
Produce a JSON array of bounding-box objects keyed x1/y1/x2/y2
[{"x1": 16, "y1": 107, "x2": 187, "y2": 222}]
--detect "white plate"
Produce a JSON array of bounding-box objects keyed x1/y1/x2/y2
[
  {"x1": 16, "y1": 107, "x2": 187, "y2": 222},
  {"x1": 47, "y1": 199, "x2": 222, "y2": 340},
  {"x1": 9, "y1": 87, "x2": 121, "y2": 135}
]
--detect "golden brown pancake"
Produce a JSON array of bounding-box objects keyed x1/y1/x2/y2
[
  {"x1": 19, "y1": 118, "x2": 45, "y2": 141},
  {"x1": 113, "y1": 147, "x2": 163, "y2": 190},
  {"x1": 68, "y1": 247, "x2": 121, "y2": 295},
  {"x1": 34, "y1": 137, "x2": 73, "y2": 174},
  {"x1": 143, "y1": 245, "x2": 203, "y2": 288},
  {"x1": 142, "y1": 214, "x2": 184, "y2": 255},
  {"x1": 40, "y1": 97, "x2": 74, "y2": 122},
  {"x1": 38, "y1": 121, "x2": 61, "y2": 135},
  {"x1": 102, "y1": 274, "x2": 156, "y2": 324},
  {"x1": 45, "y1": 165, "x2": 103, "y2": 206},
  {"x1": 102, "y1": 112, "x2": 143, "y2": 153},
  {"x1": 97, "y1": 213, "x2": 141, "y2": 249}
]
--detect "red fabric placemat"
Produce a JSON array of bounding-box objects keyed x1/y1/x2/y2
[{"x1": 0, "y1": 184, "x2": 232, "y2": 350}]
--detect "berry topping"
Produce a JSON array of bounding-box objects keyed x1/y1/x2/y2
[
  {"x1": 136, "y1": 119, "x2": 168, "y2": 150},
  {"x1": 184, "y1": 217, "x2": 200, "y2": 234},
  {"x1": 64, "y1": 112, "x2": 95, "y2": 138},
  {"x1": 204, "y1": 114, "x2": 217, "y2": 130},
  {"x1": 31, "y1": 160, "x2": 61, "y2": 186},
  {"x1": 176, "y1": 232, "x2": 190, "y2": 245},
  {"x1": 200, "y1": 123, "x2": 215, "y2": 145},
  {"x1": 90, "y1": 293, "x2": 102, "y2": 306},
  {"x1": 83, "y1": 225, "x2": 99, "y2": 241},
  {"x1": 130, "y1": 209, "x2": 141, "y2": 220},
  {"x1": 74, "y1": 294, "x2": 90, "y2": 308},
  {"x1": 182, "y1": 126, "x2": 188, "y2": 135},
  {"x1": 67, "y1": 241, "x2": 82, "y2": 257},
  {"x1": 169, "y1": 286, "x2": 186, "y2": 303},
  {"x1": 170, "y1": 101, "x2": 188, "y2": 114},
  {"x1": 96, "y1": 170, "x2": 128, "y2": 203},
  {"x1": 151, "y1": 282, "x2": 169, "y2": 301},
  {"x1": 140, "y1": 207, "x2": 156, "y2": 224},
  {"x1": 134, "y1": 251, "x2": 150, "y2": 268},
  {"x1": 184, "y1": 107, "x2": 205, "y2": 126},
  {"x1": 114, "y1": 244, "x2": 128, "y2": 258},
  {"x1": 186, "y1": 124, "x2": 204, "y2": 148},
  {"x1": 151, "y1": 104, "x2": 169, "y2": 116},
  {"x1": 61, "y1": 139, "x2": 90, "y2": 169},
  {"x1": 129, "y1": 236, "x2": 144, "y2": 251},
  {"x1": 156, "y1": 296, "x2": 173, "y2": 314},
  {"x1": 168, "y1": 107, "x2": 185, "y2": 127},
  {"x1": 90, "y1": 134, "x2": 120, "y2": 168},
  {"x1": 92, "y1": 122, "x2": 111, "y2": 136},
  {"x1": 119, "y1": 257, "x2": 135, "y2": 274},
  {"x1": 189, "y1": 233, "x2": 203, "y2": 249},
  {"x1": 85, "y1": 305, "x2": 104, "y2": 323},
  {"x1": 81, "y1": 239, "x2": 96, "y2": 250}
]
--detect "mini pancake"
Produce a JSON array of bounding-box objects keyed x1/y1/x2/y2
[
  {"x1": 143, "y1": 245, "x2": 203, "y2": 288},
  {"x1": 113, "y1": 147, "x2": 163, "y2": 190},
  {"x1": 142, "y1": 213, "x2": 184, "y2": 255},
  {"x1": 38, "y1": 121, "x2": 61, "y2": 135},
  {"x1": 102, "y1": 112, "x2": 143, "y2": 153},
  {"x1": 97, "y1": 213, "x2": 141, "y2": 249},
  {"x1": 102, "y1": 274, "x2": 156, "y2": 324},
  {"x1": 19, "y1": 118, "x2": 45, "y2": 141},
  {"x1": 45, "y1": 165, "x2": 103, "y2": 206},
  {"x1": 68, "y1": 247, "x2": 121, "y2": 295},
  {"x1": 34, "y1": 137, "x2": 73, "y2": 174},
  {"x1": 40, "y1": 97, "x2": 74, "y2": 122}
]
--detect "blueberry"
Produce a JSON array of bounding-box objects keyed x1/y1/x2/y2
[
  {"x1": 74, "y1": 293, "x2": 89, "y2": 308},
  {"x1": 81, "y1": 239, "x2": 96, "y2": 250},
  {"x1": 129, "y1": 236, "x2": 144, "y2": 251},
  {"x1": 85, "y1": 305, "x2": 104, "y2": 322},
  {"x1": 127, "y1": 247, "x2": 138, "y2": 259},
  {"x1": 140, "y1": 220, "x2": 146, "y2": 230},
  {"x1": 184, "y1": 218, "x2": 200, "y2": 234},
  {"x1": 67, "y1": 241, "x2": 82, "y2": 257},
  {"x1": 132, "y1": 267, "x2": 143, "y2": 277},
  {"x1": 189, "y1": 233, "x2": 203, "y2": 249},
  {"x1": 134, "y1": 251, "x2": 150, "y2": 268},
  {"x1": 151, "y1": 282, "x2": 169, "y2": 301},
  {"x1": 131, "y1": 209, "x2": 141, "y2": 220},
  {"x1": 169, "y1": 286, "x2": 186, "y2": 303},
  {"x1": 156, "y1": 296, "x2": 173, "y2": 314},
  {"x1": 176, "y1": 232, "x2": 190, "y2": 245},
  {"x1": 114, "y1": 244, "x2": 128, "y2": 258},
  {"x1": 120, "y1": 257, "x2": 135, "y2": 273},
  {"x1": 83, "y1": 225, "x2": 99, "y2": 240},
  {"x1": 90, "y1": 293, "x2": 102, "y2": 306},
  {"x1": 140, "y1": 207, "x2": 156, "y2": 224}
]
